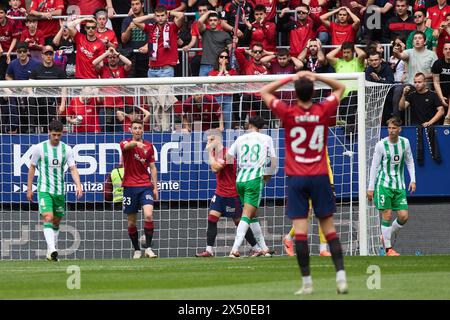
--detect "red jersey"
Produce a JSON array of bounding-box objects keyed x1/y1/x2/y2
[
  {"x1": 74, "y1": 32, "x2": 106, "y2": 79},
  {"x1": 30, "y1": 0, "x2": 64, "y2": 39},
  {"x1": 20, "y1": 29, "x2": 45, "y2": 52},
  {"x1": 427, "y1": 5, "x2": 450, "y2": 30},
  {"x1": 99, "y1": 65, "x2": 128, "y2": 108},
  {"x1": 95, "y1": 29, "x2": 119, "y2": 47},
  {"x1": 250, "y1": 20, "x2": 277, "y2": 52},
  {"x1": 289, "y1": 16, "x2": 321, "y2": 56},
  {"x1": 120, "y1": 139, "x2": 155, "y2": 187},
  {"x1": 65, "y1": 0, "x2": 106, "y2": 15},
  {"x1": 214, "y1": 148, "x2": 238, "y2": 197},
  {"x1": 144, "y1": 22, "x2": 180, "y2": 68},
  {"x1": 208, "y1": 69, "x2": 238, "y2": 97},
  {"x1": 308, "y1": 0, "x2": 329, "y2": 33},
  {"x1": 6, "y1": 8, "x2": 25, "y2": 34},
  {"x1": 253, "y1": 0, "x2": 277, "y2": 21},
  {"x1": 67, "y1": 97, "x2": 101, "y2": 133},
  {"x1": 182, "y1": 94, "x2": 222, "y2": 131},
  {"x1": 235, "y1": 48, "x2": 268, "y2": 75},
  {"x1": 330, "y1": 22, "x2": 356, "y2": 45},
  {"x1": 0, "y1": 18, "x2": 19, "y2": 52},
  {"x1": 437, "y1": 30, "x2": 450, "y2": 59},
  {"x1": 268, "y1": 94, "x2": 339, "y2": 176}
]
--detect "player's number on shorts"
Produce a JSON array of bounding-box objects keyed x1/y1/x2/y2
[
  {"x1": 240, "y1": 144, "x2": 260, "y2": 163},
  {"x1": 290, "y1": 126, "x2": 324, "y2": 154},
  {"x1": 123, "y1": 197, "x2": 131, "y2": 205}
]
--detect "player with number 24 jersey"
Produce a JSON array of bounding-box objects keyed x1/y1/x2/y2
[{"x1": 268, "y1": 94, "x2": 339, "y2": 176}]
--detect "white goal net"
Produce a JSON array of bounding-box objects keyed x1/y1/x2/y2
[{"x1": 0, "y1": 74, "x2": 392, "y2": 259}]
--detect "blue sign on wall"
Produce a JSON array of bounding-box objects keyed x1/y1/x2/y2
[{"x1": 1, "y1": 127, "x2": 448, "y2": 203}]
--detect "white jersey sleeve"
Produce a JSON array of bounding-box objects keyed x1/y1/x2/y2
[
  {"x1": 368, "y1": 141, "x2": 384, "y2": 191},
  {"x1": 264, "y1": 136, "x2": 277, "y2": 176},
  {"x1": 29, "y1": 144, "x2": 41, "y2": 167},
  {"x1": 227, "y1": 138, "x2": 239, "y2": 158},
  {"x1": 65, "y1": 145, "x2": 76, "y2": 168},
  {"x1": 404, "y1": 138, "x2": 416, "y2": 183}
]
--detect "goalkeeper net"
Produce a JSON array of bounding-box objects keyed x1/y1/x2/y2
[{"x1": 0, "y1": 74, "x2": 392, "y2": 259}]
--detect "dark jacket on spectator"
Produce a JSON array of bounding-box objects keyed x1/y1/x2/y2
[{"x1": 365, "y1": 61, "x2": 395, "y2": 83}]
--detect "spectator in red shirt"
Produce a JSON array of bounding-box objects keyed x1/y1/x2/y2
[
  {"x1": 6, "y1": 0, "x2": 25, "y2": 34},
  {"x1": 252, "y1": 0, "x2": 277, "y2": 21},
  {"x1": 94, "y1": 8, "x2": 119, "y2": 49},
  {"x1": 65, "y1": 0, "x2": 114, "y2": 18},
  {"x1": 67, "y1": 17, "x2": 106, "y2": 79},
  {"x1": 93, "y1": 47, "x2": 133, "y2": 132},
  {"x1": 134, "y1": 5, "x2": 184, "y2": 78},
  {"x1": 234, "y1": 39, "x2": 275, "y2": 126},
  {"x1": 117, "y1": 105, "x2": 151, "y2": 133},
  {"x1": 426, "y1": 0, "x2": 450, "y2": 30},
  {"x1": 20, "y1": 16, "x2": 44, "y2": 62},
  {"x1": 261, "y1": 47, "x2": 303, "y2": 104},
  {"x1": 29, "y1": 0, "x2": 64, "y2": 44},
  {"x1": 182, "y1": 94, "x2": 224, "y2": 132},
  {"x1": 65, "y1": 88, "x2": 101, "y2": 133},
  {"x1": 306, "y1": 0, "x2": 332, "y2": 44},
  {"x1": 263, "y1": 47, "x2": 303, "y2": 75},
  {"x1": 433, "y1": 12, "x2": 450, "y2": 59},
  {"x1": 279, "y1": 4, "x2": 322, "y2": 57},
  {"x1": 320, "y1": 6, "x2": 360, "y2": 46},
  {"x1": 0, "y1": 4, "x2": 19, "y2": 79},
  {"x1": 247, "y1": 4, "x2": 276, "y2": 52}
]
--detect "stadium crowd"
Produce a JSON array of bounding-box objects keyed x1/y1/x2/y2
[{"x1": 1, "y1": 0, "x2": 450, "y2": 134}]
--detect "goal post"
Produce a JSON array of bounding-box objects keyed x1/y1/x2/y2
[{"x1": 0, "y1": 73, "x2": 392, "y2": 259}]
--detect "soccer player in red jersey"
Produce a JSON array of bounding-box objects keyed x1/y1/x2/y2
[
  {"x1": 120, "y1": 119, "x2": 159, "y2": 259},
  {"x1": 195, "y1": 131, "x2": 262, "y2": 257},
  {"x1": 260, "y1": 70, "x2": 348, "y2": 295}
]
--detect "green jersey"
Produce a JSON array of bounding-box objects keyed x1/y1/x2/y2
[
  {"x1": 227, "y1": 131, "x2": 276, "y2": 183},
  {"x1": 368, "y1": 136, "x2": 416, "y2": 191},
  {"x1": 30, "y1": 140, "x2": 76, "y2": 195}
]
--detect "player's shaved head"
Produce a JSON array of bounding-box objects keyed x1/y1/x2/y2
[{"x1": 295, "y1": 77, "x2": 314, "y2": 102}]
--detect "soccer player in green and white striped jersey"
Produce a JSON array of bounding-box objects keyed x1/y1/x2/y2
[
  {"x1": 27, "y1": 120, "x2": 83, "y2": 262},
  {"x1": 367, "y1": 117, "x2": 416, "y2": 256},
  {"x1": 226, "y1": 116, "x2": 277, "y2": 258}
]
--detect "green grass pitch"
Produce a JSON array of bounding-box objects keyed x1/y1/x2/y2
[{"x1": 1, "y1": 256, "x2": 450, "y2": 300}]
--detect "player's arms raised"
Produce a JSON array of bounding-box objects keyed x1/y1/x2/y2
[{"x1": 69, "y1": 166, "x2": 83, "y2": 199}]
